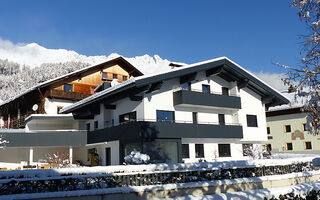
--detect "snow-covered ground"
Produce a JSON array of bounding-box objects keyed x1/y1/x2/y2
[
  {"x1": 0, "y1": 154, "x2": 317, "y2": 179},
  {"x1": 154, "y1": 180, "x2": 320, "y2": 200}
]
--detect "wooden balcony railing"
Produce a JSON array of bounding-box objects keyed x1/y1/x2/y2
[{"x1": 48, "y1": 89, "x2": 91, "y2": 101}]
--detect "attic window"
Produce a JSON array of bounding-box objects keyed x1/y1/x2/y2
[
  {"x1": 63, "y1": 84, "x2": 73, "y2": 92},
  {"x1": 102, "y1": 72, "x2": 108, "y2": 80}
]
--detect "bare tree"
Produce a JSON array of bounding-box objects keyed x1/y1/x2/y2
[{"x1": 280, "y1": 1, "x2": 320, "y2": 134}]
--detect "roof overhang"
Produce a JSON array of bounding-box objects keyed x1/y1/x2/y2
[{"x1": 61, "y1": 57, "x2": 290, "y2": 114}]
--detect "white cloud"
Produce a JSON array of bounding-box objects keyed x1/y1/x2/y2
[{"x1": 254, "y1": 71, "x2": 288, "y2": 93}]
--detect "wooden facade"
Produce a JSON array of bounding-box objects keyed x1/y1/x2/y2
[{"x1": 0, "y1": 57, "x2": 143, "y2": 129}]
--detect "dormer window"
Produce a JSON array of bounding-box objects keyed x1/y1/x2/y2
[
  {"x1": 222, "y1": 87, "x2": 229, "y2": 96},
  {"x1": 102, "y1": 72, "x2": 108, "y2": 80},
  {"x1": 63, "y1": 84, "x2": 73, "y2": 92}
]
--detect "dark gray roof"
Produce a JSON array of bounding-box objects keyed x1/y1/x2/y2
[{"x1": 61, "y1": 57, "x2": 290, "y2": 114}]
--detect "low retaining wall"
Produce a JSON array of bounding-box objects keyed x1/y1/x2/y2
[{"x1": 2, "y1": 171, "x2": 320, "y2": 200}]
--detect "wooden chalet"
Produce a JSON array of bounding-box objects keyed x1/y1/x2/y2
[{"x1": 0, "y1": 57, "x2": 143, "y2": 129}]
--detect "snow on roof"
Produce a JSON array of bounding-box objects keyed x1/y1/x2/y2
[
  {"x1": 61, "y1": 57, "x2": 289, "y2": 114},
  {"x1": 267, "y1": 92, "x2": 308, "y2": 112},
  {"x1": 0, "y1": 56, "x2": 139, "y2": 108}
]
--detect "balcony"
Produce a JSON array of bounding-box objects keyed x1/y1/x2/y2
[
  {"x1": 88, "y1": 120, "x2": 243, "y2": 144},
  {"x1": 0, "y1": 129, "x2": 87, "y2": 147},
  {"x1": 173, "y1": 89, "x2": 241, "y2": 110},
  {"x1": 48, "y1": 89, "x2": 91, "y2": 101}
]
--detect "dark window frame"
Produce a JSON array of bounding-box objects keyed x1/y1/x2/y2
[
  {"x1": 119, "y1": 111, "x2": 137, "y2": 124},
  {"x1": 181, "y1": 82, "x2": 191, "y2": 90},
  {"x1": 113, "y1": 74, "x2": 117, "y2": 79},
  {"x1": 286, "y1": 143, "x2": 293, "y2": 151},
  {"x1": 284, "y1": 125, "x2": 291, "y2": 133},
  {"x1": 218, "y1": 144, "x2": 231, "y2": 157},
  {"x1": 267, "y1": 127, "x2": 270, "y2": 134},
  {"x1": 123, "y1": 75, "x2": 128, "y2": 81},
  {"x1": 156, "y1": 110, "x2": 175, "y2": 122},
  {"x1": 195, "y1": 144, "x2": 204, "y2": 158},
  {"x1": 192, "y1": 112, "x2": 198, "y2": 124},
  {"x1": 63, "y1": 84, "x2": 73, "y2": 92},
  {"x1": 222, "y1": 87, "x2": 229, "y2": 96},
  {"x1": 94, "y1": 121, "x2": 98, "y2": 130},
  {"x1": 202, "y1": 84, "x2": 210, "y2": 93},
  {"x1": 218, "y1": 114, "x2": 225, "y2": 125},
  {"x1": 305, "y1": 141, "x2": 312, "y2": 150},
  {"x1": 182, "y1": 144, "x2": 190, "y2": 158},
  {"x1": 246, "y1": 115, "x2": 258, "y2": 127}
]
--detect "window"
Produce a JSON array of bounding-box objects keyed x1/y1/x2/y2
[
  {"x1": 86, "y1": 123, "x2": 91, "y2": 131},
  {"x1": 192, "y1": 112, "x2": 198, "y2": 124},
  {"x1": 284, "y1": 125, "x2": 291, "y2": 133},
  {"x1": 242, "y1": 143, "x2": 253, "y2": 156},
  {"x1": 181, "y1": 82, "x2": 191, "y2": 90},
  {"x1": 123, "y1": 75, "x2": 128, "y2": 81},
  {"x1": 219, "y1": 144, "x2": 231, "y2": 157},
  {"x1": 113, "y1": 74, "x2": 117, "y2": 79},
  {"x1": 222, "y1": 87, "x2": 229, "y2": 96},
  {"x1": 218, "y1": 114, "x2": 225, "y2": 125},
  {"x1": 182, "y1": 144, "x2": 190, "y2": 158},
  {"x1": 63, "y1": 84, "x2": 73, "y2": 92},
  {"x1": 88, "y1": 148, "x2": 96, "y2": 161},
  {"x1": 102, "y1": 72, "x2": 108, "y2": 80},
  {"x1": 303, "y1": 123, "x2": 307, "y2": 131},
  {"x1": 305, "y1": 141, "x2": 312, "y2": 150},
  {"x1": 246, "y1": 115, "x2": 258, "y2": 127},
  {"x1": 57, "y1": 106, "x2": 63, "y2": 114},
  {"x1": 202, "y1": 84, "x2": 210, "y2": 93},
  {"x1": 195, "y1": 144, "x2": 204, "y2": 158},
  {"x1": 119, "y1": 111, "x2": 137, "y2": 123},
  {"x1": 156, "y1": 110, "x2": 175, "y2": 122},
  {"x1": 286, "y1": 143, "x2": 293, "y2": 150},
  {"x1": 266, "y1": 144, "x2": 272, "y2": 152},
  {"x1": 94, "y1": 121, "x2": 98, "y2": 130},
  {"x1": 267, "y1": 127, "x2": 270, "y2": 134}
]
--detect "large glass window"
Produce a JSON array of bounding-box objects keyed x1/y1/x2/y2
[
  {"x1": 182, "y1": 144, "x2": 190, "y2": 158},
  {"x1": 246, "y1": 115, "x2": 258, "y2": 127},
  {"x1": 267, "y1": 127, "x2": 270, "y2": 134},
  {"x1": 202, "y1": 84, "x2": 210, "y2": 93},
  {"x1": 218, "y1": 144, "x2": 231, "y2": 157},
  {"x1": 195, "y1": 144, "x2": 204, "y2": 158},
  {"x1": 63, "y1": 84, "x2": 73, "y2": 92},
  {"x1": 143, "y1": 141, "x2": 179, "y2": 163},
  {"x1": 119, "y1": 111, "x2": 137, "y2": 124},
  {"x1": 156, "y1": 110, "x2": 175, "y2": 122},
  {"x1": 181, "y1": 82, "x2": 191, "y2": 90}
]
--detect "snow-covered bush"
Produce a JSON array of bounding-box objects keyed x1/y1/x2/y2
[
  {"x1": 124, "y1": 151, "x2": 150, "y2": 165},
  {"x1": 243, "y1": 144, "x2": 271, "y2": 160},
  {"x1": 45, "y1": 152, "x2": 70, "y2": 168}
]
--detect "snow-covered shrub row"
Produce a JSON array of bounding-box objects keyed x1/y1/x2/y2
[
  {"x1": 0, "y1": 156, "x2": 317, "y2": 180},
  {"x1": 0, "y1": 60, "x2": 90, "y2": 101},
  {"x1": 267, "y1": 189, "x2": 320, "y2": 200},
  {"x1": 0, "y1": 162, "x2": 316, "y2": 196},
  {"x1": 124, "y1": 151, "x2": 150, "y2": 165}
]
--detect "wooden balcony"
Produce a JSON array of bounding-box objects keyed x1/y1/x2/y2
[{"x1": 48, "y1": 89, "x2": 91, "y2": 101}]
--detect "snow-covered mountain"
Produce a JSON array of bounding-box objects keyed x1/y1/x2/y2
[{"x1": 0, "y1": 38, "x2": 172, "y2": 74}]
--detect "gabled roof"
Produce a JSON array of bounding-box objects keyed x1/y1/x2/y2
[
  {"x1": 0, "y1": 56, "x2": 143, "y2": 108},
  {"x1": 61, "y1": 57, "x2": 290, "y2": 114}
]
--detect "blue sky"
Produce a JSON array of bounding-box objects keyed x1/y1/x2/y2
[{"x1": 0, "y1": 0, "x2": 307, "y2": 73}]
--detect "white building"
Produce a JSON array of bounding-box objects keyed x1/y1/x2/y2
[{"x1": 58, "y1": 57, "x2": 289, "y2": 165}]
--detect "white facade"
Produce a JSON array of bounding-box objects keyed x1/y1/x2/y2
[{"x1": 83, "y1": 71, "x2": 269, "y2": 163}]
